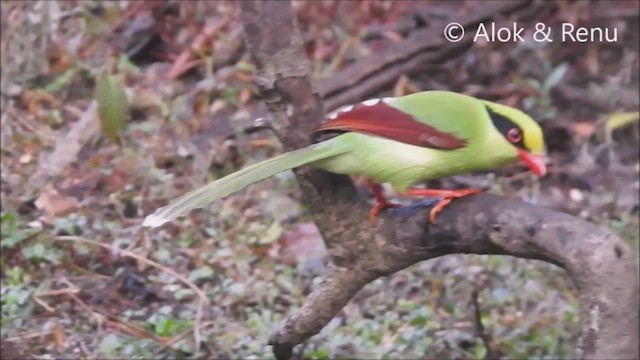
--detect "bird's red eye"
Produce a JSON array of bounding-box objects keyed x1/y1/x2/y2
[{"x1": 507, "y1": 128, "x2": 522, "y2": 143}]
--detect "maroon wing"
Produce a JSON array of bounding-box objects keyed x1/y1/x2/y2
[{"x1": 312, "y1": 99, "x2": 465, "y2": 150}]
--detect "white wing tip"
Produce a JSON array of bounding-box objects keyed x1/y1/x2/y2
[{"x1": 142, "y1": 213, "x2": 169, "y2": 228}]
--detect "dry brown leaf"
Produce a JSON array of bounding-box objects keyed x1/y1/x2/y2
[
  {"x1": 503, "y1": 94, "x2": 521, "y2": 108},
  {"x1": 178, "y1": 247, "x2": 206, "y2": 268},
  {"x1": 193, "y1": 91, "x2": 209, "y2": 115},
  {"x1": 19, "y1": 153, "x2": 32, "y2": 164},
  {"x1": 393, "y1": 75, "x2": 419, "y2": 97},
  {"x1": 571, "y1": 121, "x2": 596, "y2": 140},
  {"x1": 47, "y1": 44, "x2": 70, "y2": 74},
  {"x1": 239, "y1": 87, "x2": 252, "y2": 104},
  {"x1": 228, "y1": 70, "x2": 255, "y2": 83},
  {"x1": 35, "y1": 185, "x2": 79, "y2": 220},
  {"x1": 20, "y1": 89, "x2": 58, "y2": 116},
  {"x1": 58, "y1": 170, "x2": 100, "y2": 199},
  {"x1": 51, "y1": 322, "x2": 68, "y2": 350}
]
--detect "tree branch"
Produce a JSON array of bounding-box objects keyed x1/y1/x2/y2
[{"x1": 239, "y1": 2, "x2": 639, "y2": 360}]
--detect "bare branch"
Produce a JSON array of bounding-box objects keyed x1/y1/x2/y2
[
  {"x1": 471, "y1": 288, "x2": 494, "y2": 359},
  {"x1": 239, "y1": 1, "x2": 639, "y2": 360}
]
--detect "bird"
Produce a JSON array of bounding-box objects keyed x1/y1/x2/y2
[{"x1": 143, "y1": 90, "x2": 546, "y2": 228}]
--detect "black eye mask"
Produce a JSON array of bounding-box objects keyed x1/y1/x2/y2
[{"x1": 486, "y1": 106, "x2": 525, "y2": 150}]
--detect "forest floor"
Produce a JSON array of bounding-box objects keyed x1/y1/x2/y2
[{"x1": 1, "y1": 1, "x2": 638, "y2": 359}]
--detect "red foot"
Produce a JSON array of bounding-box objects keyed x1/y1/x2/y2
[
  {"x1": 403, "y1": 188, "x2": 480, "y2": 224},
  {"x1": 367, "y1": 181, "x2": 400, "y2": 224}
]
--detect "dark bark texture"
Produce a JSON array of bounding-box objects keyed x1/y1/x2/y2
[{"x1": 239, "y1": 1, "x2": 639, "y2": 359}]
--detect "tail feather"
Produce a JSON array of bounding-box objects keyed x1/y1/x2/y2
[{"x1": 143, "y1": 141, "x2": 346, "y2": 228}]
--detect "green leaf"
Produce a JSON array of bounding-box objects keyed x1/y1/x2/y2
[
  {"x1": 605, "y1": 112, "x2": 639, "y2": 134},
  {"x1": 44, "y1": 68, "x2": 77, "y2": 93},
  {"x1": 154, "y1": 317, "x2": 175, "y2": 337},
  {"x1": 21, "y1": 243, "x2": 46, "y2": 260},
  {"x1": 96, "y1": 71, "x2": 128, "y2": 143},
  {"x1": 473, "y1": 342, "x2": 488, "y2": 359},
  {"x1": 153, "y1": 316, "x2": 192, "y2": 337},
  {"x1": 1, "y1": 213, "x2": 39, "y2": 248},
  {"x1": 0, "y1": 213, "x2": 17, "y2": 231},
  {"x1": 131, "y1": 121, "x2": 157, "y2": 133},
  {"x1": 116, "y1": 54, "x2": 141, "y2": 73},
  {"x1": 151, "y1": 248, "x2": 171, "y2": 262},
  {"x1": 173, "y1": 288, "x2": 194, "y2": 301},
  {"x1": 99, "y1": 333, "x2": 121, "y2": 355},
  {"x1": 262, "y1": 221, "x2": 283, "y2": 244},
  {"x1": 221, "y1": 86, "x2": 239, "y2": 104},
  {"x1": 228, "y1": 282, "x2": 246, "y2": 298},
  {"x1": 397, "y1": 299, "x2": 417, "y2": 311},
  {"x1": 409, "y1": 314, "x2": 426, "y2": 326},
  {"x1": 187, "y1": 265, "x2": 214, "y2": 282},
  {"x1": 4, "y1": 266, "x2": 24, "y2": 285},
  {"x1": 543, "y1": 63, "x2": 569, "y2": 91},
  {"x1": 306, "y1": 347, "x2": 330, "y2": 360}
]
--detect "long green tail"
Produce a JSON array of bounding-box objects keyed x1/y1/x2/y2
[{"x1": 143, "y1": 140, "x2": 347, "y2": 227}]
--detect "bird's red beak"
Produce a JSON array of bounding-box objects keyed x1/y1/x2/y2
[{"x1": 517, "y1": 149, "x2": 547, "y2": 177}]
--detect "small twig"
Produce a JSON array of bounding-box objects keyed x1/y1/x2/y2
[
  {"x1": 55, "y1": 235, "x2": 208, "y2": 356},
  {"x1": 33, "y1": 276, "x2": 169, "y2": 346},
  {"x1": 103, "y1": 316, "x2": 169, "y2": 344},
  {"x1": 471, "y1": 288, "x2": 493, "y2": 359},
  {"x1": 168, "y1": 19, "x2": 229, "y2": 80},
  {"x1": 4, "y1": 331, "x2": 54, "y2": 343},
  {"x1": 32, "y1": 287, "x2": 81, "y2": 313},
  {"x1": 66, "y1": 291, "x2": 99, "y2": 315}
]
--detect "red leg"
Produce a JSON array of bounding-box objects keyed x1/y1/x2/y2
[
  {"x1": 403, "y1": 188, "x2": 480, "y2": 224},
  {"x1": 367, "y1": 180, "x2": 400, "y2": 224}
]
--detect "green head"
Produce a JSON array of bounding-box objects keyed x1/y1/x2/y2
[{"x1": 482, "y1": 100, "x2": 547, "y2": 176}]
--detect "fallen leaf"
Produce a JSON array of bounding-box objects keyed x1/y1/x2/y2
[
  {"x1": 35, "y1": 185, "x2": 79, "y2": 220},
  {"x1": 393, "y1": 75, "x2": 420, "y2": 97},
  {"x1": 239, "y1": 87, "x2": 252, "y2": 104},
  {"x1": 19, "y1": 153, "x2": 32, "y2": 164},
  {"x1": 51, "y1": 322, "x2": 68, "y2": 350},
  {"x1": 543, "y1": 62, "x2": 569, "y2": 91},
  {"x1": 47, "y1": 42, "x2": 70, "y2": 74},
  {"x1": 59, "y1": 169, "x2": 101, "y2": 198},
  {"x1": 571, "y1": 121, "x2": 596, "y2": 140}
]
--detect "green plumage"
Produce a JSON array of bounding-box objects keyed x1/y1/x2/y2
[{"x1": 144, "y1": 91, "x2": 545, "y2": 228}]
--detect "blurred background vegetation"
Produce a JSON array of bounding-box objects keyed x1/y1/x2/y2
[{"x1": 1, "y1": 1, "x2": 638, "y2": 359}]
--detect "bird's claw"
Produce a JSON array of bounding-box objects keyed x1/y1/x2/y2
[
  {"x1": 427, "y1": 189, "x2": 480, "y2": 224},
  {"x1": 368, "y1": 200, "x2": 400, "y2": 224}
]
